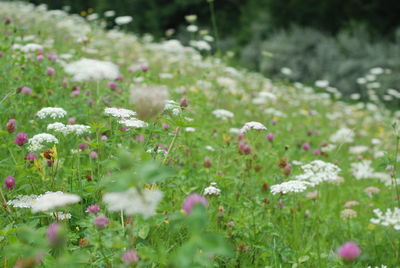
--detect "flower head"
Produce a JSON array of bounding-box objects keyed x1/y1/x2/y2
[
  {"x1": 94, "y1": 216, "x2": 109, "y2": 229},
  {"x1": 4, "y1": 176, "x2": 15, "y2": 190},
  {"x1": 31, "y1": 191, "x2": 81, "y2": 213},
  {"x1": 182, "y1": 193, "x2": 207, "y2": 214},
  {"x1": 337, "y1": 242, "x2": 361, "y2": 261},
  {"x1": 6, "y1": 119, "x2": 16, "y2": 133},
  {"x1": 121, "y1": 250, "x2": 140, "y2": 264},
  {"x1": 14, "y1": 132, "x2": 28, "y2": 146},
  {"x1": 86, "y1": 204, "x2": 100, "y2": 214}
]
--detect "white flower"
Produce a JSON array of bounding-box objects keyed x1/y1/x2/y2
[
  {"x1": 31, "y1": 191, "x2": 81, "y2": 213},
  {"x1": 186, "y1": 25, "x2": 198, "y2": 32},
  {"x1": 367, "y1": 266, "x2": 387, "y2": 268},
  {"x1": 190, "y1": 40, "x2": 211, "y2": 51},
  {"x1": 7, "y1": 194, "x2": 40, "y2": 208},
  {"x1": 28, "y1": 133, "x2": 59, "y2": 151},
  {"x1": 370, "y1": 67, "x2": 384, "y2": 75},
  {"x1": 295, "y1": 160, "x2": 341, "y2": 186},
  {"x1": 240, "y1": 121, "x2": 267, "y2": 133},
  {"x1": 104, "y1": 10, "x2": 116, "y2": 17},
  {"x1": 164, "y1": 100, "x2": 181, "y2": 115},
  {"x1": 115, "y1": 16, "x2": 132, "y2": 25},
  {"x1": 185, "y1": 127, "x2": 196, "y2": 132},
  {"x1": 51, "y1": 212, "x2": 72, "y2": 220},
  {"x1": 315, "y1": 80, "x2": 329, "y2": 88},
  {"x1": 270, "y1": 180, "x2": 310, "y2": 195},
  {"x1": 204, "y1": 182, "x2": 221, "y2": 195},
  {"x1": 103, "y1": 188, "x2": 163, "y2": 218},
  {"x1": 205, "y1": 145, "x2": 215, "y2": 151},
  {"x1": 281, "y1": 67, "x2": 292, "y2": 76},
  {"x1": 119, "y1": 118, "x2": 148, "y2": 128},
  {"x1": 104, "y1": 107, "x2": 136, "y2": 119},
  {"x1": 212, "y1": 109, "x2": 234, "y2": 120},
  {"x1": 330, "y1": 127, "x2": 355, "y2": 144},
  {"x1": 12, "y1": 43, "x2": 43, "y2": 53},
  {"x1": 351, "y1": 160, "x2": 375, "y2": 179},
  {"x1": 371, "y1": 208, "x2": 400, "y2": 230},
  {"x1": 37, "y1": 107, "x2": 67, "y2": 119},
  {"x1": 229, "y1": 128, "x2": 241, "y2": 134},
  {"x1": 349, "y1": 145, "x2": 369, "y2": 155},
  {"x1": 64, "y1": 58, "x2": 119, "y2": 81},
  {"x1": 47, "y1": 122, "x2": 90, "y2": 135}
]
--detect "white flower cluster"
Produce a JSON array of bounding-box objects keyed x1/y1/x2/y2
[
  {"x1": 212, "y1": 109, "x2": 234, "y2": 120},
  {"x1": 115, "y1": 16, "x2": 132, "y2": 25},
  {"x1": 47, "y1": 122, "x2": 90, "y2": 135},
  {"x1": 52, "y1": 212, "x2": 72, "y2": 220},
  {"x1": 31, "y1": 191, "x2": 81, "y2": 213},
  {"x1": 270, "y1": 180, "x2": 310, "y2": 195},
  {"x1": 349, "y1": 145, "x2": 369, "y2": 155},
  {"x1": 64, "y1": 58, "x2": 119, "y2": 81},
  {"x1": 367, "y1": 265, "x2": 387, "y2": 268},
  {"x1": 351, "y1": 160, "x2": 376, "y2": 179},
  {"x1": 12, "y1": 43, "x2": 43, "y2": 53},
  {"x1": 119, "y1": 118, "x2": 148, "y2": 128},
  {"x1": 240, "y1": 121, "x2": 267, "y2": 133},
  {"x1": 295, "y1": 160, "x2": 341, "y2": 186},
  {"x1": 27, "y1": 133, "x2": 59, "y2": 151},
  {"x1": 37, "y1": 107, "x2": 67, "y2": 119},
  {"x1": 371, "y1": 208, "x2": 400, "y2": 230},
  {"x1": 330, "y1": 127, "x2": 355, "y2": 144},
  {"x1": 164, "y1": 100, "x2": 182, "y2": 115},
  {"x1": 204, "y1": 182, "x2": 221, "y2": 195},
  {"x1": 103, "y1": 188, "x2": 163, "y2": 219},
  {"x1": 7, "y1": 194, "x2": 40, "y2": 208},
  {"x1": 104, "y1": 107, "x2": 136, "y2": 119},
  {"x1": 252, "y1": 92, "x2": 277, "y2": 104}
]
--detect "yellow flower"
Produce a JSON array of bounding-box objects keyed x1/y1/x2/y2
[{"x1": 80, "y1": 11, "x2": 87, "y2": 17}]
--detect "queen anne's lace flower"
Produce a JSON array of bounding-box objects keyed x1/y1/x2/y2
[
  {"x1": 204, "y1": 182, "x2": 221, "y2": 195},
  {"x1": 240, "y1": 121, "x2": 267, "y2": 133},
  {"x1": 270, "y1": 180, "x2": 310, "y2": 195},
  {"x1": 351, "y1": 160, "x2": 375, "y2": 179},
  {"x1": 47, "y1": 122, "x2": 90, "y2": 135},
  {"x1": 37, "y1": 107, "x2": 67, "y2": 119},
  {"x1": 27, "y1": 133, "x2": 59, "y2": 151},
  {"x1": 295, "y1": 160, "x2": 341, "y2": 186},
  {"x1": 119, "y1": 118, "x2": 148, "y2": 128},
  {"x1": 64, "y1": 58, "x2": 119, "y2": 81},
  {"x1": 104, "y1": 107, "x2": 136, "y2": 119},
  {"x1": 7, "y1": 194, "x2": 41, "y2": 208},
  {"x1": 31, "y1": 191, "x2": 81, "y2": 213},
  {"x1": 212, "y1": 109, "x2": 234, "y2": 120},
  {"x1": 371, "y1": 208, "x2": 400, "y2": 230},
  {"x1": 103, "y1": 188, "x2": 163, "y2": 219},
  {"x1": 164, "y1": 100, "x2": 181, "y2": 115},
  {"x1": 330, "y1": 127, "x2": 355, "y2": 144}
]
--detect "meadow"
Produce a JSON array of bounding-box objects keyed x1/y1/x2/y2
[{"x1": 0, "y1": 2, "x2": 399, "y2": 267}]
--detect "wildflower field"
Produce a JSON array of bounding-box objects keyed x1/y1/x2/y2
[{"x1": 1, "y1": 2, "x2": 400, "y2": 267}]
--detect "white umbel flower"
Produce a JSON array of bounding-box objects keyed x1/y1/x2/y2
[
  {"x1": 212, "y1": 109, "x2": 234, "y2": 120},
  {"x1": 47, "y1": 122, "x2": 90, "y2": 135},
  {"x1": 351, "y1": 160, "x2": 375, "y2": 179},
  {"x1": 7, "y1": 194, "x2": 41, "y2": 208},
  {"x1": 104, "y1": 107, "x2": 136, "y2": 119},
  {"x1": 119, "y1": 118, "x2": 148, "y2": 128},
  {"x1": 371, "y1": 208, "x2": 400, "y2": 230},
  {"x1": 103, "y1": 188, "x2": 163, "y2": 219},
  {"x1": 27, "y1": 133, "x2": 59, "y2": 151},
  {"x1": 330, "y1": 127, "x2": 355, "y2": 144},
  {"x1": 115, "y1": 16, "x2": 133, "y2": 25},
  {"x1": 240, "y1": 121, "x2": 267, "y2": 133},
  {"x1": 164, "y1": 100, "x2": 181, "y2": 115},
  {"x1": 31, "y1": 191, "x2": 81, "y2": 213},
  {"x1": 295, "y1": 160, "x2": 341, "y2": 186},
  {"x1": 37, "y1": 107, "x2": 67, "y2": 119},
  {"x1": 270, "y1": 180, "x2": 310, "y2": 195},
  {"x1": 64, "y1": 58, "x2": 119, "y2": 81},
  {"x1": 204, "y1": 182, "x2": 221, "y2": 195}
]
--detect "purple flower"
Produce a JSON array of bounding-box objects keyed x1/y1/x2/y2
[
  {"x1": 238, "y1": 142, "x2": 251, "y2": 155},
  {"x1": 3, "y1": 176, "x2": 15, "y2": 189},
  {"x1": 180, "y1": 98, "x2": 188, "y2": 108},
  {"x1": 21, "y1": 87, "x2": 33, "y2": 95},
  {"x1": 121, "y1": 250, "x2": 140, "y2": 264},
  {"x1": 313, "y1": 149, "x2": 322, "y2": 155},
  {"x1": 79, "y1": 143, "x2": 88, "y2": 150},
  {"x1": 46, "y1": 67, "x2": 56, "y2": 75},
  {"x1": 6, "y1": 119, "x2": 16, "y2": 133},
  {"x1": 162, "y1": 123, "x2": 170, "y2": 130},
  {"x1": 89, "y1": 151, "x2": 98, "y2": 159},
  {"x1": 14, "y1": 132, "x2": 28, "y2": 146},
  {"x1": 86, "y1": 205, "x2": 100, "y2": 214},
  {"x1": 266, "y1": 133, "x2": 274, "y2": 142},
  {"x1": 37, "y1": 55, "x2": 44, "y2": 62},
  {"x1": 101, "y1": 135, "x2": 108, "y2": 141},
  {"x1": 203, "y1": 157, "x2": 212, "y2": 168},
  {"x1": 94, "y1": 216, "x2": 109, "y2": 229},
  {"x1": 47, "y1": 223, "x2": 60, "y2": 245},
  {"x1": 108, "y1": 81, "x2": 118, "y2": 90},
  {"x1": 182, "y1": 193, "x2": 208, "y2": 214},
  {"x1": 140, "y1": 65, "x2": 148, "y2": 72},
  {"x1": 337, "y1": 241, "x2": 361, "y2": 261},
  {"x1": 302, "y1": 143, "x2": 310, "y2": 151},
  {"x1": 25, "y1": 153, "x2": 38, "y2": 163}
]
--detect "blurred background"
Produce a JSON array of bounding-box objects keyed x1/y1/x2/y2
[{"x1": 26, "y1": 0, "x2": 400, "y2": 106}]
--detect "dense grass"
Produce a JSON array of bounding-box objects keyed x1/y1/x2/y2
[{"x1": 0, "y1": 2, "x2": 399, "y2": 267}]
